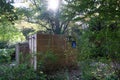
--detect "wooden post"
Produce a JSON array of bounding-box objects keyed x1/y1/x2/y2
[{"x1": 15, "y1": 43, "x2": 20, "y2": 65}]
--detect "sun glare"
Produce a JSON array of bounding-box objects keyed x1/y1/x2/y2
[{"x1": 47, "y1": 0, "x2": 59, "y2": 11}]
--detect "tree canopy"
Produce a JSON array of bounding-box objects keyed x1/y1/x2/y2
[
  {"x1": 0, "y1": 0, "x2": 17, "y2": 23},
  {"x1": 25, "y1": 0, "x2": 73, "y2": 34},
  {"x1": 64, "y1": 0, "x2": 120, "y2": 22}
]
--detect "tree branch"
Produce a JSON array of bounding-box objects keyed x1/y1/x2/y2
[
  {"x1": 28, "y1": 20, "x2": 51, "y2": 30},
  {"x1": 62, "y1": 21, "x2": 69, "y2": 34},
  {"x1": 30, "y1": 0, "x2": 41, "y2": 11}
]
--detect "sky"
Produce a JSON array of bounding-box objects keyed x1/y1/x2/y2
[
  {"x1": 11, "y1": 0, "x2": 30, "y2": 8},
  {"x1": 11, "y1": 0, "x2": 60, "y2": 11},
  {"x1": 47, "y1": 0, "x2": 59, "y2": 11}
]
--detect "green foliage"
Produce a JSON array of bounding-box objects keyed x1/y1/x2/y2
[
  {"x1": 25, "y1": 0, "x2": 71, "y2": 34},
  {"x1": 0, "y1": 64, "x2": 46, "y2": 80},
  {"x1": 0, "y1": 49, "x2": 15, "y2": 63},
  {"x1": 0, "y1": 0, "x2": 18, "y2": 23},
  {"x1": 0, "y1": 41, "x2": 8, "y2": 49},
  {"x1": 36, "y1": 71, "x2": 46, "y2": 80},
  {"x1": 47, "y1": 71, "x2": 68, "y2": 80},
  {"x1": 64, "y1": 0, "x2": 120, "y2": 22},
  {"x1": 22, "y1": 28, "x2": 35, "y2": 39},
  {"x1": 80, "y1": 60, "x2": 119, "y2": 80},
  {"x1": 88, "y1": 18, "x2": 120, "y2": 62},
  {"x1": 43, "y1": 51, "x2": 58, "y2": 63},
  {"x1": 37, "y1": 50, "x2": 58, "y2": 72},
  {"x1": 80, "y1": 60, "x2": 96, "y2": 80},
  {"x1": 77, "y1": 29, "x2": 92, "y2": 61},
  {"x1": 0, "y1": 22, "x2": 25, "y2": 46},
  {"x1": 77, "y1": 16, "x2": 120, "y2": 61},
  {"x1": 77, "y1": 15, "x2": 120, "y2": 80}
]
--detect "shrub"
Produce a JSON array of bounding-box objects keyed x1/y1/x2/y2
[
  {"x1": 77, "y1": 17, "x2": 120, "y2": 79},
  {"x1": 37, "y1": 50, "x2": 59, "y2": 73},
  {"x1": 37, "y1": 48, "x2": 78, "y2": 74},
  {"x1": 0, "y1": 49, "x2": 15, "y2": 63},
  {"x1": 46, "y1": 69, "x2": 78, "y2": 80},
  {"x1": 80, "y1": 60, "x2": 119, "y2": 80},
  {"x1": 47, "y1": 71, "x2": 68, "y2": 80},
  {"x1": 0, "y1": 41, "x2": 8, "y2": 48},
  {"x1": 0, "y1": 64, "x2": 46, "y2": 80}
]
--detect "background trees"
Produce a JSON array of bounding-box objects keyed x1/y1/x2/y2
[
  {"x1": 0, "y1": 0, "x2": 25, "y2": 48},
  {"x1": 64, "y1": 0, "x2": 120, "y2": 79},
  {"x1": 64, "y1": 0, "x2": 120, "y2": 21},
  {"x1": 0, "y1": 22, "x2": 25, "y2": 48},
  {"x1": 24, "y1": 0, "x2": 73, "y2": 34},
  {"x1": 0, "y1": 0, "x2": 18, "y2": 23}
]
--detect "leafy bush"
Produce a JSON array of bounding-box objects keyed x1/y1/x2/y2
[
  {"x1": 80, "y1": 60, "x2": 119, "y2": 80},
  {"x1": 47, "y1": 71, "x2": 68, "y2": 80},
  {"x1": 0, "y1": 64, "x2": 46, "y2": 80},
  {"x1": 76, "y1": 17, "x2": 120, "y2": 79},
  {"x1": 0, "y1": 41, "x2": 8, "y2": 48},
  {"x1": 37, "y1": 50, "x2": 59, "y2": 73},
  {"x1": 0, "y1": 49, "x2": 15, "y2": 63},
  {"x1": 0, "y1": 64, "x2": 35, "y2": 80},
  {"x1": 37, "y1": 48, "x2": 78, "y2": 74}
]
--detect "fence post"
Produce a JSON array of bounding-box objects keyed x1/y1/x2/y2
[{"x1": 15, "y1": 43, "x2": 20, "y2": 65}]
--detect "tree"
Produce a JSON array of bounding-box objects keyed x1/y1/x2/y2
[
  {"x1": 62, "y1": 0, "x2": 120, "y2": 79},
  {"x1": 0, "y1": 22, "x2": 25, "y2": 48},
  {"x1": 0, "y1": 0, "x2": 17, "y2": 23},
  {"x1": 64, "y1": 0, "x2": 120, "y2": 22},
  {"x1": 26, "y1": 0, "x2": 73, "y2": 34}
]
